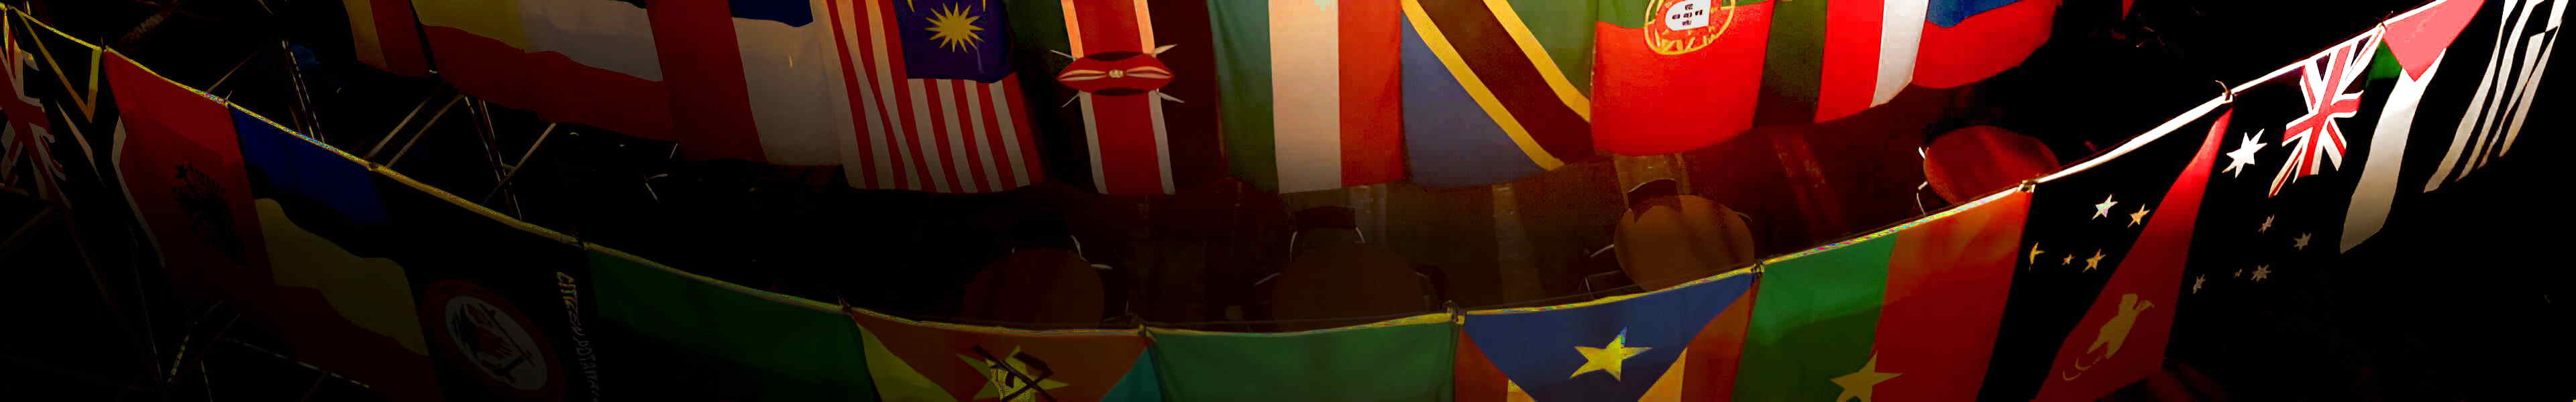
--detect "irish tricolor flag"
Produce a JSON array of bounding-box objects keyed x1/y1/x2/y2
[{"x1": 1210, "y1": 0, "x2": 1407, "y2": 194}]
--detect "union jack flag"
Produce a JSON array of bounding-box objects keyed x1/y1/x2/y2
[{"x1": 2271, "y1": 31, "x2": 2380, "y2": 197}]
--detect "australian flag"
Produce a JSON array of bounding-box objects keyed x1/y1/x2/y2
[{"x1": 895, "y1": 0, "x2": 1012, "y2": 82}]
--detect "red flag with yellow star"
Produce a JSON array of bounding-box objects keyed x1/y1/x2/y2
[{"x1": 849, "y1": 309, "x2": 1162, "y2": 401}]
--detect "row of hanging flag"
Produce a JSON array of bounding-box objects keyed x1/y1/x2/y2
[
  {"x1": 336, "y1": 0, "x2": 2061, "y2": 196},
  {"x1": 5, "y1": 0, "x2": 2559, "y2": 400}
]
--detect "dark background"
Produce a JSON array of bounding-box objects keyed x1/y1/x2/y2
[{"x1": 1, "y1": 0, "x2": 2567, "y2": 400}]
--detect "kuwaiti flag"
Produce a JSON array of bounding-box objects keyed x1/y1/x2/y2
[
  {"x1": 825, "y1": 0, "x2": 1045, "y2": 194},
  {"x1": 1453, "y1": 271, "x2": 1756, "y2": 401},
  {"x1": 1912, "y1": 0, "x2": 2060, "y2": 88},
  {"x1": 1211, "y1": 0, "x2": 1407, "y2": 194}
]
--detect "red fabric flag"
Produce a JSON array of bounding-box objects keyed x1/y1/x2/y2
[
  {"x1": 2031, "y1": 109, "x2": 2227, "y2": 400},
  {"x1": 105, "y1": 52, "x2": 265, "y2": 300}
]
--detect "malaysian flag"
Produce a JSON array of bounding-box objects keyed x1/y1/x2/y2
[{"x1": 826, "y1": 0, "x2": 1044, "y2": 193}]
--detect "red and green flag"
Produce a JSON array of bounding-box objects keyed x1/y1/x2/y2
[
  {"x1": 850, "y1": 310, "x2": 1161, "y2": 401},
  {"x1": 1148, "y1": 315, "x2": 1456, "y2": 401},
  {"x1": 1593, "y1": 0, "x2": 1772, "y2": 156},
  {"x1": 1730, "y1": 190, "x2": 2030, "y2": 401},
  {"x1": 1210, "y1": 0, "x2": 1407, "y2": 193}
]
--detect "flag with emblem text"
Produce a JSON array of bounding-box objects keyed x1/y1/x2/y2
[
  {"x1": 850, "y1": 310, "x2": 1161, "y2": 401},
  {"x1": 1210, "y1": 0, "x2": 1406, "y2": 193},
  {"x1": 1404, "y1": 0, "x2": 1598, "y2": 185},
  {"x1": 1593, "y1": 0, "x2": 1771, "y2": 156},
  {"x1": 1454, "y1": 271, "x2": 1756, "y2": 401},
  {"x1": 1978, "y1": 102, "x2": 2226, "y2": 401},
  {"x1": 1732, "y1": 190, "x2": 2029, "y2": 401},
  {"x1": 592, "y1": 249, "x2": 878, "y2": 400},
  {"x1": 1150, "y1": 315, "x2": 1456, "y2": 401},
  {"x1": 371, "y1": 173, "x2": 598, "y2": 401}
]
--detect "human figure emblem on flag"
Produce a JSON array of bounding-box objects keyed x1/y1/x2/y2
[
  {"x1": 1646, "y1": 0, "x2": 1737, "y2": 55},
  {"x1": 2061, "y1": 293, "x2": 2154, "y2": 380}
]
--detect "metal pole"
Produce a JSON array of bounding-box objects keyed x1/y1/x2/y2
[
  {"x1": 481, "y1": 123, "x2": 557, "y2": 204},
  {"x1": 368, "y1": 94, "x2": 462, "y2": 160}
]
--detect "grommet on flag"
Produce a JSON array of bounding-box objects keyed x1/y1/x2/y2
[{"x1": 2216, "y1": 80, "x2": 2233, "y2": 103}]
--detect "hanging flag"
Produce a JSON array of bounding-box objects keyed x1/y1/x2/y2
[
  {"x1": 2344, "y1": 0, "x2": 2481, "y2": 251},
  {"x1": 339, "y1": 0, "x2": 430, "y2": 76},
  {"x1": 1210, "y1": 0, "x2": 1406, "y2": 193},
  {"x1": 1452, "y1": 271, "x2": 1756, "y2": 401},
  {"x1": 2170, "y1": 4, "x2": 2489, "y2": 397},
  {"x1": 1402, "y1": 0, "x2": 1593, "y2": 185},
  {"x1": 0, "y1": 9, "x2": 72, "y2": 200},
  {"x1": 1592, "y1": 0, "x2": 1770, "y2": 157},
  {"x1": 1755, "y1": 0, "x2": 1929, "y2": 124},
  {"x1": 826, "y1": 0, "x2": 1046, "y2": 194},
  {"x1": 1976, "y1": 101, "x2": 2226, "y2": 401},
  {"x1": 105, "y1": 51, "x2": 268, "y2": 301},
  {"x1": 590, "y1": 249, "x2": 878, "y2": 400},
  {"x1": 2422, "y1": 0, "x2": 2561, "y2": 192},
  {"x1": 233, "y1": 109, "x2": 444, "y2": 401},
  {"x1": 411, "y1": 0, "x2": 676, "y2": 142},
  {"x1": 366, "y1": 172, "x2": 598, "y2": 401},
  {"x1": 1149, "y1": 314, "x2": 1456, "y2": 401},
  {"x1": 1002, "y1": 0, "x2": 1223, "y2": 196},
  {"x1": 1912, "y1": 0, "x2": 2060, "y2": 88},
  {"x1": 848, "y1": 309, "x2": 1159, "y2": 402},
  {"x1": 1732, "y1": 190, "x2": 2029, "y2": 401}
]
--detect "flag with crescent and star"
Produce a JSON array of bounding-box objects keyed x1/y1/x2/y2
[
  {"x1": 1974, "y1": 100, "x2": 2228, "y2": 401},
  {"x1": 1731, "y1": 190, "x2": 2031, "y2": 402},
  {"x1": 1452, "y1": 270, "x2": 1756, "y2": 401},
  {"x1": 848, "y1": 308, "x2": 1161, "y2": 402},
  {"x1": 2169, "y1": 1, "x2": 2491, "y2": 399}
]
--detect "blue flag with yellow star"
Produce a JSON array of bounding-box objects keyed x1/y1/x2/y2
[
  {"x1": 895, "y1": 0, "x2": 1012, "y2": 82},
  {"x1": 1456, "y1": 271, "x2": 1756, "y2": 401}
]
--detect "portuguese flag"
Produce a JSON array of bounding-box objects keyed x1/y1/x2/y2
[
  {"x1": 1732, "y1": 190, "x2": 2031, "y2": 401},
  {"x1": 1593, "y1": 0, "x2": 1772, "y2": 156}
]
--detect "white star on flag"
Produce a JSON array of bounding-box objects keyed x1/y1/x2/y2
[
  {"x1": 2222, "y1": 131, "x2": 2266, "y2": 178},
  {"x1": 2092, "y1": 194, "x2": 2118, "y2": 219}
]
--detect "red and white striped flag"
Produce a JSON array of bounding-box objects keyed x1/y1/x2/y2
[{"x1": 824, "y1": 0, "x2": 1044, "y2": 193}]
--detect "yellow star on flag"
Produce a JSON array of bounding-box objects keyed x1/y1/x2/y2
[
  {"x1": 1831, "y1": 352, "x2": 1902, "y2": 402},
  {"x1": 2128, "y1": 205, "x2": 2153, "y2": 227},
  {"x1": 924, "y1": 3, "x2": 987, "y2": 53},
  {"x1": 1570, "y1": 329, "x2": 1652, "y2": 380},
  {"x1": 2027, "y1": 243, "x2": 2045, "y2": 265},
  {"x1": 2084, "y1": 249, "x2": 2106, "y2": 271}
]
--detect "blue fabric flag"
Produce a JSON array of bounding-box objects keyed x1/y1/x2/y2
[
  {"x1": 895, "y1": 0, "x2": 1013, "y2": 82},
  {"x1": 1460, "y1": 271, "x2": 1757, "y2": 401},
  {"x1": 231, "y1": 109, "x2": 385, "y2": 226}
]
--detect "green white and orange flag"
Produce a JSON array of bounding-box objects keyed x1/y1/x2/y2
[
  {"x1": 850, "y1": 310, "x2": 1162, "y2": 402},
  {"x1": 1210, "y1": 0, "x2": 1408, "y2": 193}
]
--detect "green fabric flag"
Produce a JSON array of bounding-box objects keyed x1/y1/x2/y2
[
  {"x1": 1733, "y1": 192, "x2": 2031, "y2": 401},
  {"x1": 590, "y1": 249, "x2": 877, "y2": 401},
  {"x1": 1148, "y1": 314, "x2": 1456, "y2": 401}
]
